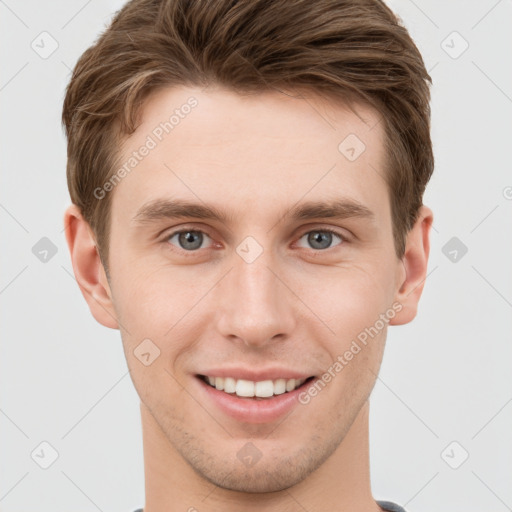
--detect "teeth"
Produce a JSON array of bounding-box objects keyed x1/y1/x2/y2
[
  {"x1": 235, "y1": 379, "x2": 254, "y2": 397},
  {"x1": 286, "y1": 379, "x2": 296, "y2": 392},
  {"x1": 203, "y1": 376, "x2": 307, "y2": 397},
  {"x1": 224, "y1": 377, "x2": 236, "y2": 393},
  {"x1": 255, "y1": 380, "x2": 274, "y2": 397},
  {"x1": 274, "y1": 378, "x2": 286, "y2": 395}
]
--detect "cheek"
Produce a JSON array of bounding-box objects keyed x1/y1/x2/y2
[
  {"x1": 295, "y1": 260, "x2": 397, "y2": 341},
  {"x1": 109, "y1": 262, "x2": 214, "y2": 388},
  {"x1": 111, "y1": 258, "x2": 209, "y2": 335}
]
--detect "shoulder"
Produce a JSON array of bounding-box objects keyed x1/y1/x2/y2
[{"x1": 377, "y1": 500, "x2": 409, "y2": 512}]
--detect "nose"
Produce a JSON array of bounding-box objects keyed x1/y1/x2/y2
[{"x1": 214, "y1": 249, "x2": 296, "y2": 348}]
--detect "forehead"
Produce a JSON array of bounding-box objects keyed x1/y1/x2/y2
[{"x1": 112, "y1": 85, "x2": 389, "y2": 224}]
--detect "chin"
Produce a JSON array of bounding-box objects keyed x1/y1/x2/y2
[
  {"x1": 197, "y1": 463, "x2": 307, "y2": 493},
  {"x1": 184, "y1": 436, "x2": 337, "y2": 495}
]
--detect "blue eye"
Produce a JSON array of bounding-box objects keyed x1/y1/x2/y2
[
  {"x1": 164, "y1": 227, "x2": 346, "y2": 254},
  {"x1": 297, "y1": 229, "x2": 345, "y2": 250},
  {"x1": 167, "y1": 230, "x2": 212, "y2": 251}
]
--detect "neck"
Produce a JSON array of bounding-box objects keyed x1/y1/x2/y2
[{"x1": 140, "y1": 400, "x2": 382, "y2": 512}]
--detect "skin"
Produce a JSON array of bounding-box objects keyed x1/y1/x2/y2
[{"x1": 65, "y1": 85, "x2": 433, "y2": 512}]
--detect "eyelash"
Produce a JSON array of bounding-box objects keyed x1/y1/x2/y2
[{"x1": 162, "y1": 226, "x2": 350, "y2": 254}]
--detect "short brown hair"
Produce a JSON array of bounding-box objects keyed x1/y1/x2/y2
[{"x1": 62, "y1": 0, "x2": 433, "y2": 268}]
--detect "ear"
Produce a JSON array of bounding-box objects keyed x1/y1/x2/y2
[
  {"x1": 389, "y1": 205, "x2": 433, "y2": 325},
  {"x1": 63, "y1": 204, "x2": 119, "y2": 329}
]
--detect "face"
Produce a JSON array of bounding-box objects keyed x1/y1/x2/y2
[{"x1": 98, "y1": 85, "x2": 407, "y2": 492}]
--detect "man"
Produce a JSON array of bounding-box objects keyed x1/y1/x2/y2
[{"x1": 62, "y1": 0, "x2": 434, "y2": 510}]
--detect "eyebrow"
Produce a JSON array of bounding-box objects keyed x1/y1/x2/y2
[
  {"x1": 133, "y1": 199, "x2": 234, "y2": 224},
  {"x1": 288, "y1": 199, "x2": 375, "y2": 223},
  {"x1": 132, "y1": 198, "x2": 375, "y2": 225}
]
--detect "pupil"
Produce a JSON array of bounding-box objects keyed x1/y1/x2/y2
[
  {"x1": 309, "y1": 231, "x2": 331, "y2": 250},
  {"x1": 179, "y1": 231, "x2": 202, "y2": 250}
]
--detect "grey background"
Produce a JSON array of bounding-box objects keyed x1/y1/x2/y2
[{"x1": 1, "y1": 1, "x2": 511, "y2": 511}]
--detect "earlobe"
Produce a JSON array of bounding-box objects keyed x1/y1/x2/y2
[
  {"x1": 63, "y1": 204, "x2": 119, "y2": 329},
  {"x1": 389, "y1": 205, "x2": 433, "y2": 326}
]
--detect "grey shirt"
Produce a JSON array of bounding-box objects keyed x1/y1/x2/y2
[
  {"x1": 134, "y1": 500, "x2": 407, "y2": 511},
  {"x1": 377, "y1": 500, "x2": 408, "y2": 512}
]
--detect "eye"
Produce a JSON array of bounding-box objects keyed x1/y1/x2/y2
[
  {"x1": 167, "y1": 229, "x2": 212, "y2": 251},
  {"x1": 296, "y1": 229, "x2": 346, "y2": 250}
]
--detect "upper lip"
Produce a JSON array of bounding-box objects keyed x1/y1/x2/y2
[{"x1": 197, "y1": 367, "x2": 315, "y2": 381}]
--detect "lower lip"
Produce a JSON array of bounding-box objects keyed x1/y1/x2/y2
[{"x1": 195, "y1": 376, "x2": 315, "y2": 424}]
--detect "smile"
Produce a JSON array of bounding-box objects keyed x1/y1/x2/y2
[
  {"x1": 195, "y1": 371, "x2": 318, "y2": 423},
  {"x1": 199, "y1": 375, "x2": 313, "y2": 399}
]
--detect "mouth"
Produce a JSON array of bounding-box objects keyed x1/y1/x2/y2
[
  {"x1": 194, "y1": 369, "x2": 319, "y2": 423},
  {"x1": 196, "y1": 374, "x2": 316, "y2": 400}
]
